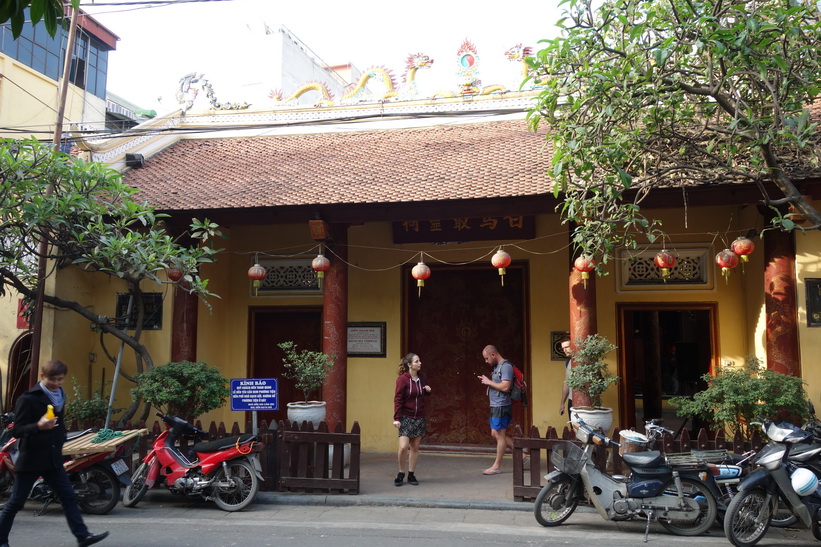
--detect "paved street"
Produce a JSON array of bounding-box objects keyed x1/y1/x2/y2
[{"x1": 5, "y1": 495, "x2": 817, "y2": 546}]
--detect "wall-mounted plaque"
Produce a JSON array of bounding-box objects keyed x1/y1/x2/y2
[
  {"x1": 347, "y1": 322, "x2": 386, "y2": 357},
  {"x1": 551, "y1": 331, "x2": 570, "y2": 361},
  {"x1": 808, "y1": 278, "x2": 821, "y2": 328},
  {"x1": 116, "y1": 293, "x2": 163, "y2": 330}
]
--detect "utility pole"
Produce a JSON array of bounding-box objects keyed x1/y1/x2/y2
[{"x1": 29, "y1": 5, "x2": 80, "y2": 386}]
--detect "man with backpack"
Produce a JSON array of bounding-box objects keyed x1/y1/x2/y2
[{"x1": 478, "y1": 345, "x2": 521, "y2": 475}]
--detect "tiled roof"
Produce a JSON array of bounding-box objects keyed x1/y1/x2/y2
[{"x1": 122, "y1": 119, "x2": 554, "y2": 211}]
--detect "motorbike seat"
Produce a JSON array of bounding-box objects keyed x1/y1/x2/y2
[
  {"x1": 622, "y1": 450, "x2": 664, "y2": 467},
  {"x1": 192, "y1": 434, "x2": 257, "y2": 454}
]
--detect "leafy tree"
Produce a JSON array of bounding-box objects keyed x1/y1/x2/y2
[
  {"x1": 669, "y1": 356, "x2": 811, "y2": 440},
  {"x1": 0, "y1": 0, "x2": 79, "y2": 38},
  {"x1": 0, "y1": 138, "x2": 222, "y2": 423},
  {"x1": 132, "y1": 360, "x2": 229, "y2": 419},
  {"x1": 527, "y1": 0, "x2": 821, "y2": 267}
]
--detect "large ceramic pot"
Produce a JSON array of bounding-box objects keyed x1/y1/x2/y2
[
  {"x1": 286, "y1": 401, "x2": 327, "y2": 427},
  {"x1": 570, "y1": 406, "x2": 613, "y2": 434}
]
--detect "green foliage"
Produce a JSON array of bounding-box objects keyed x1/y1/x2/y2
[
  {"x1": 64, "y1": 377, "x2": 120, "y2": 425},
  {"x1": 278, "y1": 341, "x2": 335, "y2": 403},
  {"x1": 566, "y1": 334, "x2": 619, "y2": 408},
  {"x1": 669, "y1": 356, "x2": 812, "y2": 440},
  {"x1": 132, "y1": 361, "x2": 229, "y2": 419},
  {"x1": 527, "y1": 0, "x2": 821, "y2": 268},
  {"x1": 0, "y1": 0, "x2": 78, "y2": 39}
]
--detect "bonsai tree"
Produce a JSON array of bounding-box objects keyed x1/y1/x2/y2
[
  {"x1": 567, "y1": 334, "x2": 619, "y2": 409},
  {"x1": 670, "y1": 356, "x2": 812, "y2": 440},
  {"x1": 131, "y1": 360, "x2": 229, "y2": 420},
  {"x1": 278, "y1": 341, "x2": 335, "y2": 404}
]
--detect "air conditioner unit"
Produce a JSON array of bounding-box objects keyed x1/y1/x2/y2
[{"x1": 125, "y1": 153, "x2": 145, "y2": 168}]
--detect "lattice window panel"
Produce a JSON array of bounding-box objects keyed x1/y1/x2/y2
[
  {"x1": 255, "y1": 258, "x2": 319, "y2": 294},
  {"x1": 617, "y1": 247, "x2": 711, "y2": 289}
]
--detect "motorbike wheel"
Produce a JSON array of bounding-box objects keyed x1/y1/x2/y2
[
  {"x1": 211, "y1": 459, "x2": 258, "y2": 512},
  {"x1": 723, "y1": 487, "x2": 772, "y2": 547},
  {"x1": 769, "y1": 498, "x2": 798, "y2": 528},
  {"x1": 534, "y1": 478, "x2": 578, "y2": 527},
  {"x1": 76, "y1": 464, "x2": 120, "y2": 515},
  {"x1": 657, "y1": 477, "x2": 718, "y2": 536},
  {"x1": 122, "y1": 462, "x2": 149, "y2": 508},
  {"x1": 0, "y1": 471, "x2": 14, "y2": 498}
]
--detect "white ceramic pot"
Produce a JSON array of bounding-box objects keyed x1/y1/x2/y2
[
  {"x1": 570, "y1": 406, "x2": 614, "y2": 433},
  {"x1": 286, "y1": 401, "x2": 327, "y2": 427}
]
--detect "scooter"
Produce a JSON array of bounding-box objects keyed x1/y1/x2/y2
[
  {"x1": 122, "y1": 413, "x2": 263, "y2": 512},
  {"x1": 0, "y1": 418, "x2": 131, "y2": 515},
  {"x1": 534, "y1": 414, "x2": 718, "y2": 541},
  {"x1": 723, "y1": 419, "x2": 821, "y2": 546}
]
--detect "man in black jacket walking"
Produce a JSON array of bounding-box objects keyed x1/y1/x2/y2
[{"x1": 0, "y1": 360, "x2": 108, "y2": 547}]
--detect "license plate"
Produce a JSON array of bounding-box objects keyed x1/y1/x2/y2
[{"x1": 111, "y1": 459, "x2": 129, "y2": 476}]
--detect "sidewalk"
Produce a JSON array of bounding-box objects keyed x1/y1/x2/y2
[{"x1": 258, "y1": 451, "x2": 531, "y2": 511}]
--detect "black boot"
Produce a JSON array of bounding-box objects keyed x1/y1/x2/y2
[
  {"x1": 407, "y1": 472, "x2": 419, "y2": 486},
  {"x1": 394, "y1": 472, "x2": 404, "y2": 487}
]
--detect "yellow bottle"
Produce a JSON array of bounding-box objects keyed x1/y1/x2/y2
[{"x1": 45, "y1": 404, "x2": 55, "y2": 419}]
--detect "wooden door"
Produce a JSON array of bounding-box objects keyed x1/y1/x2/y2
[
  {"x1": 405, "y1": 264, "x2": 529, "y2": 447},
  {"x1": 248, "y1": 307, "x2": 323, "y2": 425}
]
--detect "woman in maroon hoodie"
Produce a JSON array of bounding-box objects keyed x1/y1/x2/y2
[{"x1": 393, "y1": 353, "x2": 431, "y2": 486}]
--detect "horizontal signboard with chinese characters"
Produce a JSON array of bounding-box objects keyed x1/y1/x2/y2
[{"x1": 392, "y1": 215, "x2": 535, "y2": 244}]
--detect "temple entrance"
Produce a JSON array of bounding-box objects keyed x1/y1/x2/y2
[
  {"x1": 248, "y1": 307, "x2": 323, "y2": 425},
  {"x1": 617, "y1": 303, "x2": 717, "y2": 434},
  {"x1": 404, "y1": 263, "x2": 529, "y2": 449}
]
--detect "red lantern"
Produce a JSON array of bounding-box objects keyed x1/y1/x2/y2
[
  {"x1": 247, "y1": 263, "x2": 267, "y2": 296},
  {"x1": 411, "y1": 262, "x2": 431, "y2": 297},
  {"x1": 731, "y1": 237, "x2": 755, "y2": 272},
  {"x1": 491, "y1": 249, "x2": 512, "y2": 286},
  {"x1": 653, "y1": 249, "x2": 677, "y2": 282},
  {"x1": 715, "y1": 249, "x2": 739, "y2": 283},
  {"x1": 311, "y1": 254, "x2": 331, "y2": 289},
  {"x1": 167, "y1": 266, "x2": 183, "y2": 282},
  {"x1": 573, "y1": 255, "x2": 595, "y2": 289}
]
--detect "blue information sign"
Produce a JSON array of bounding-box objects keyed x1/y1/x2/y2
[{"x1": 230, "y1": 378, "x2": 278, "y2": 411}]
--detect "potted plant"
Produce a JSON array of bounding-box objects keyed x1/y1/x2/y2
[
  {"x1": 669, "y1": 356, "x2": 811, "y2": 441},
  {"x1": 278, "y1": 341, "x2": 336, "y2": 426},
  {"x1": 566, "y1": 334, "x2": 620, "y2": 432}
]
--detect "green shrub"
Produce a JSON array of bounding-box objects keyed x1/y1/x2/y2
[
  {"x1": 64, "y1": 377, "x2": 120, "y2": 425},
  {"x1": 132, "y1": 360, "x2": 228, "y2": 419},
  {"x1": 669, "y1": 356, "x2": 811, "y2": 440}
]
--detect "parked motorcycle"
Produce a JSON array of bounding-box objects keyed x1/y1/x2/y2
[
  {"x1": 122, "y1": 413, "x2": 263, "y2": 512},
  {"x1": 0, "y1": 417, "x2": 130, "y2": 515},
  {"x1": 534, "y1": 415, "x2": 718, "y2": 540},
  {"x1": 723, "y1": 419, "x2": 821, "y2": 547}
]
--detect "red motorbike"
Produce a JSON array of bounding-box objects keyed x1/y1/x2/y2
[
  {"x1": 0, "y1": 412, "x2": 130, "y2": 515},
  {"x1": 123, "y1": 413, "x2": 263, "y2": 512}
]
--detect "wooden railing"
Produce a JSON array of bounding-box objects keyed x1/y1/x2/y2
[
  {"x1": 77, "y1": 418, "x2": 360, "y2": 493},
  {"x1": 511, "y1": 425, "x2": 767, "y2": 502}
]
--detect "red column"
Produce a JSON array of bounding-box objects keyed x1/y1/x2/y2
[
  {"x1": 569, "y1": 258, "x2": 598, "y2": 407},
  {"x1": 763, "y1": 228, "x2": 800, "y2": 375},
  {"x1": 322, "y1": 225, "x2": 348, "y2": 429},
  {"x1": 171, "y1": 285, "x2": 198, "y2": 363}
]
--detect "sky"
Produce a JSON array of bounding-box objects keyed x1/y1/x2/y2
[{"x1": 83, "y1": 0, "x2": 566, "y2": 113}]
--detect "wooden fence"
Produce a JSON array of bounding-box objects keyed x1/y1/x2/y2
[
  {"x1": 81, "y1": 418, "x2": 360, "y2": 493},
  {"x1": 510, "y1": 424, "x2": 767, "y2": 502}
]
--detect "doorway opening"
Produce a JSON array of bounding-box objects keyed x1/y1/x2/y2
[
  {"x1": 404, "y1": 263, "x2": 530, "y2": 450},
  {"x1": 5, "y1": 331, "x2": 32, "y2": 412},
  {"x1": 617, "y1": 303, "x2": 717, "y2": 435}
]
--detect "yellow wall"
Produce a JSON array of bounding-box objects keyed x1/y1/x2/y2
[{"x1": 796, "y1": 199, "x2": 821, "y2": 408}]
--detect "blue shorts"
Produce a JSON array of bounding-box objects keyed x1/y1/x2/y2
[{"x1": 489, "y1": 405, "x2": 513, "y2": 430}]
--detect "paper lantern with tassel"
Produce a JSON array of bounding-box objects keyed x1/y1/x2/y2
[
  {"x1": 311, "y1": 254, "x2": 331, "y2": 289},
  {"x1": 491, "y1": 249, "x2": 512, "y2": 286},
  {"x1": 573, "y1": 255, "x2": 595, "y2": 289},
  {"x1": 247, "y1": 263, "x2": 267, "y2": 296},
  {"x1": 654, "y1": 249, "x2": 677, "y2": 282},
  {"x1": 715, "y1": 249, "x2": 739, "y2": 283},
  {"x1": 167, "y1": 266, "x2": 183, "y2": 283},
  {"x1": 411, "y1": 262, "x2": 431, "y2": 297},
  {"x1": 731, "y1": 237, "x2": 755, "y2": 272}
]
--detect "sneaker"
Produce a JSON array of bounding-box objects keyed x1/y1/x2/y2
[
  {"x1": 407, "y1": 472, "x2": 419, "y2": 486},
  {"x1": 394, "y1": 472, "x2": 404, "y2": 487},
  {"x1": 78, "y1": 531, "x2": 109, "y2": 547}
]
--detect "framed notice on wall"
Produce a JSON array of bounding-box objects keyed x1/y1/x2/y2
[
  {"x1": 347, "y1": 322, "x2": 387, "y2": 357},
  {"x1": 808, "y1": 278, "x2": 821, "y2": 328}
]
